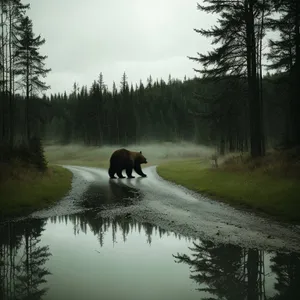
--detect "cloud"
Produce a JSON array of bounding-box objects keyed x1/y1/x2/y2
[{"x1": 26, "y1": 0, "x2": 218, "y2": 94}]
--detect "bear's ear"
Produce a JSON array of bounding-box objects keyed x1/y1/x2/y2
[{"x1": 140, "y1": 151, "x2": 142, "y2": 154}]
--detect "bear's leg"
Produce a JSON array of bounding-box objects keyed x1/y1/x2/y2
[
  {"x1": 126, "y1": 167, "x2": 135, "y2": 179},
  {"x1": 117, "y1": 170, "x2": 125, "y2": 178},
  {"x1": 108, "y1": 167, "x2": 117, "y2": 179},
  {"x1": 134, "y1": 164, "x2": 147, "y2": 177}
]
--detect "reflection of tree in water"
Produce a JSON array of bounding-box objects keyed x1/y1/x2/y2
[
  {"x1": 173, "y1": 239, "x2": 300, "y2": 300},
  {"x1": 270, "y1": 252, "x2": 300, "y2": 300},
  {"x1": 173, "y1": 241, "x2": 249, "y2": 299},
  {"x1": 50, "y1": 210, "x2": 193, "y2": 247},
  {"x1": 0, "y1": 219, "x2": 52, "y2": 300},
  {"x1": 68, "y1": 177, "x2": 165, "y2": 245}
]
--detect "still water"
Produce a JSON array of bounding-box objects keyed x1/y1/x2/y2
[
  {"x1": 1, "y1": 210, "x2": 300, "y2": 300},
  {"x1": 0, "y1": 179, "x2": 300, "y2": 300}
]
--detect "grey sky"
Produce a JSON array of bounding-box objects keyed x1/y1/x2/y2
[{"x1": 27, "y1": 0, "x2": 217, "y2": 95}]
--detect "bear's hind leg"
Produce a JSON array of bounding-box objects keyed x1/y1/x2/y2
[
  {"x1": 126, "y1": 167, "x2": 135, "y2": 179},
  {"x1": 108, "y1": 167, "x2": 117, "y2": 179}
]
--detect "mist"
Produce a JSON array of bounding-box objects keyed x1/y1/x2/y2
[{"x1": 45, "y1": 141, "x2": 214, "y2": 167}]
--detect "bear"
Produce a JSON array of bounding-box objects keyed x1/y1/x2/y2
[{"x1": 108, "y1": 148, "x2": 148, "y2": 179}]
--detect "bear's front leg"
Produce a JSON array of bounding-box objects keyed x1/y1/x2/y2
[{"x1": 134, "y1": 164, "x2": 147, "y2": 177}]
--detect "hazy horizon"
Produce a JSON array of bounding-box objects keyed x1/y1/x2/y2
[
  {"x1": 45, "y1": 141, "x2": 216, "y2": 164},
  {"x1": 26, "y1": 0, "x2": 218, "y2": 96},
  {"x1": 24, "y1": 0, "x2": 279, "y2": 97}
]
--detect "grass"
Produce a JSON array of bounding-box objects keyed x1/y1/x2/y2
[
  {"x1": 0, "y1": 164, "x2": 73, "y2": 219},
  {"x1": 44, "y1": 142, "x2": 214, "y2": 169},
  {"x1": 156, "y1": 149, "x2": 300, "y2": 223}
]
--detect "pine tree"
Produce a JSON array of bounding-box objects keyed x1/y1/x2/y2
[
  {"x1": 189, "y1": 0, "x2": 268, "y2": 157},
  {"x1": 0, "y1": 0, "x2": 8, "y2": 144},
  {"x1": 7, "y1": 0, "x2": 29, "y2": 148},
  {"x1": 267, "y1": 0, "x2": 300, "y2": 147},
  {"x1": 14, "y1": 15, "x2": 51, "y2": 141}
]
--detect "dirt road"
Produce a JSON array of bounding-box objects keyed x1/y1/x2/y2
[{"x1": 30, "y1": 165, "x2": 300, "y2": 253}]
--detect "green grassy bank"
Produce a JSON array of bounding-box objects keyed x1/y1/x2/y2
[
  {"x1": 156, "y1": 150, "x2": 300, "y2": 223},
  {"x1": 0, "y1": 164, "x2": 73, "y2": 219}
]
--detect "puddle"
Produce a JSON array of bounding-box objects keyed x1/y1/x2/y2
[
  {"x1": 1, "y1": 209, "x2": 299, "y2": 300},
  {"x1": 1, "y1": 169, "x2": 300, "y2": 300}
]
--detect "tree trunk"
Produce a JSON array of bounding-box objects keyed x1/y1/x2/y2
[
  {"x1": 291, "y1": 0, "x2": 300, "y2": 146},
  {"x1": 0, "y1": 0, "x2": 5, "y2": 143},
  {"x1": 247, "y1": 249, "x2": 259, "y2": 300},
  {"x1": 245, "y1": 0, "x2": 264, "y2": 158},
  {"x1": 259, "y1": 1, "x2": 266, "y2": 154},
  {"x1": 219, "y1": 134, "x2": 225, "y2": 156},
  {"x1": 26, "y1": 53, "x2": 30, "y2": 142},
  {"x1": 9, "y1": 5, "x2": 14, "y2": 149}
]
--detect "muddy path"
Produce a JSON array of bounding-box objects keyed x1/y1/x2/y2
[{"x1": 25, "y1": 165, "x2": 300, "y2": 253}]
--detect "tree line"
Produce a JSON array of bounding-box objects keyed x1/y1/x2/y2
[
  {"x1": 1, "y1": 0, "x2": 299, "y2": 165},
  {"x1": 43, "y1": 0, "x2": 300, "y2": 158}
]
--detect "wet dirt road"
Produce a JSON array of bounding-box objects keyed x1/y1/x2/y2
[
  {"x1": 30, "y1": 165, "x2": 300, "y2": 253},
  {"x1": 2, "y1": 164, "x2": 300, "y2": 300}
]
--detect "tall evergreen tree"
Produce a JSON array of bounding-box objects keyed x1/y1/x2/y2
[
  {"x1": 14, "y1": 15, "x2": 51, "y2": 141},
  {"x1": 189, "y1": 0, "x2": 268, "y2": 157},
  {"x1": 267, "y1": 0, "x2": 300, "y2": 147},
  {"x1": 0, "y1": 0, "x2": 8, "y2": 144},
  {"x1": 0, "y1": 0, "x2": 30, "y2": 147},
  {"x1": 7, "y1": 0, "x2": 29, "y2": 147}
]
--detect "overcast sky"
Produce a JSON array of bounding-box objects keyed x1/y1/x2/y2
[{"x1": 26, "y1": 0, "x2": 217, "y2": 95}]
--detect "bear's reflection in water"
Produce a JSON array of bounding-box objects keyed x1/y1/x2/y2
[{"x1": 81, "y1": 179, "x2": 143, "y2": 209}]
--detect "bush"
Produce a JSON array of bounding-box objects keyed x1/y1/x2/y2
[
  {"x1": 28, "y1": 137, "x2": 48, "y2": 171},
  {"x1": 0, "y1": 136, "x2": 48, "y2": 172}
]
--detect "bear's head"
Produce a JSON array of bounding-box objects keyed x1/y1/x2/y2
[{"x1": 136, "y1": 151, "x2": 147, "y2": 164}]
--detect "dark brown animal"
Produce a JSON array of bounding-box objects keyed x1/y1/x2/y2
[{"x1": 108, "y1": 148, "x2": 148, "y2": 179}]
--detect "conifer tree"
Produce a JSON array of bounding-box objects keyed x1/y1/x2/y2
[
  {"x1": 189, "y1": 0, "x2": 268, "y2": 157},
  {"x1": 14, "y1": 15, "x2": 51, "y2": 140},
  {"x1": 8, "y1": 0, "x2": 29, "y2": 147},
  {"x1": 267, "y1": 0, "x2": 300, "y2": 147}
]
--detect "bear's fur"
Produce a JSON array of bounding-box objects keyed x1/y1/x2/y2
[{"x1": 108, "y1": 148, "x2": 148, "y2": 179}]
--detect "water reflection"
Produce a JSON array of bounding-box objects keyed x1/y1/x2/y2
[
  {"x1": 81, "y1": 179, "x2": 143, "y2": 209},
  {"x1": 270, "y1": 253, "x2": 300, "y2": 299},
  {"x1": 0, "y1": 219, "x2": 51, "y2": 300},
  {"x1": 1, "y1": 210, "x2": 300, "y2": 300},
  {"x1": 173, "y1": 241, "x2": 300, "y2": 300},
  {"x1": 49, "y1": 211, "x2": 191, "y2": 246}
]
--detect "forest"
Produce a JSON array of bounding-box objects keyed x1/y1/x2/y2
[
  {"x1": 0, "y1": 0, "x2": 299, "y2": 169},
  {"x1": 1, "y1": 1, "x2": 299, "y2": 297}
]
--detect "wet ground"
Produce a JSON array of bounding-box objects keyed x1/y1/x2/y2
[{"x1": 1, "y1": 165, "x2": 300, "y2": 300}]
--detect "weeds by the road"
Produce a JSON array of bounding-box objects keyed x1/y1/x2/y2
[
  {"x1": 157, "y1": 149, "x2": 300, "y2": 223},
  {"x1": 0, "y1": 164, "x2": 72, "y2": 219}
]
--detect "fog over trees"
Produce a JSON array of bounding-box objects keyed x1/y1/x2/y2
[{"x1": 1, "y1": 0, "x2": 299, "y2": 164}]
